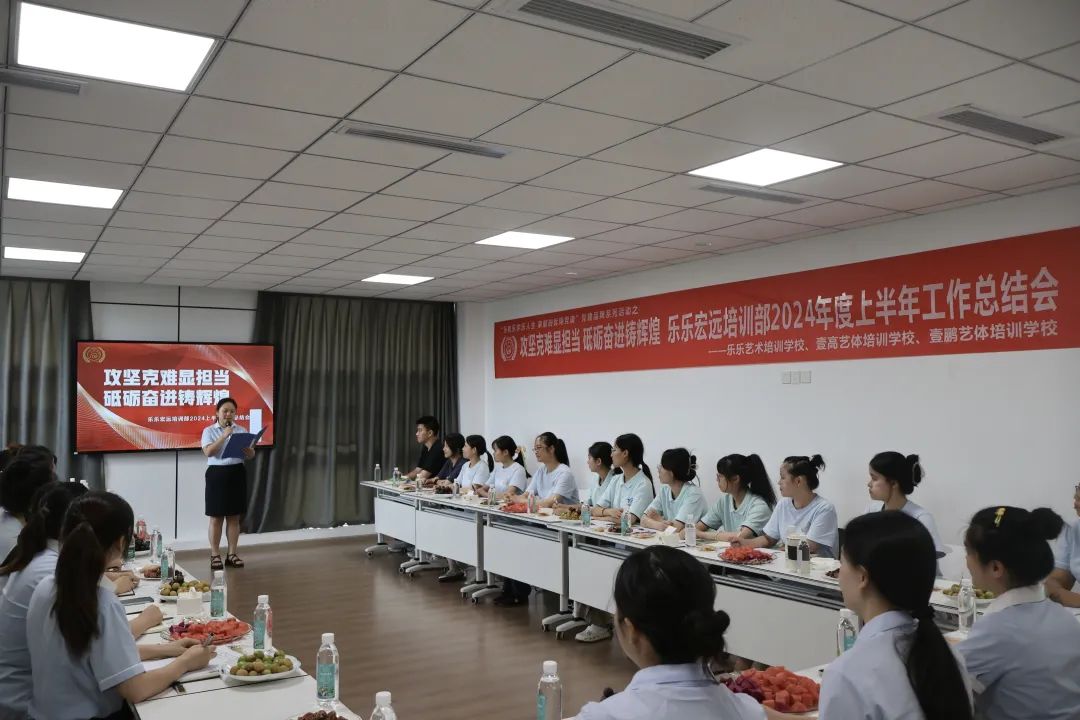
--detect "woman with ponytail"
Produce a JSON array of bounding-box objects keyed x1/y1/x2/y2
[
  {"x1": 437, "y1": 436, "x2": 494, "y2": 582},
  {"x1": 812, "y1": 511, "x2": 973, "y2": 720},
  {"x1": 481, "y1": 435, "x2": 529, "y2": 500},
  {"x1": 525, "y1": 432, "x2": 578, "y2": 508},
  {"x1": 864, "y1": 451, "x2": 944, "y2": 558},
  {"x1": 731, "y1": 455, "x2": 838, "y2": 558},
  {"x1": 576, "y1": 545, "x2": 762, "y2": 720},
  {"x1": 694, "y1": 454, "x2": 775, "y2": 542},
  {"x1": 24, "y1": 492, "x2": 215, "y2": 720},
  {"x1": 593, "y1": 434, "x2": 654, "y2": 526},
  {"x1": 641, "y1": 449, "x2": 707, "y2": 532},
  {"x1": 958, "y1": 506, "x2": 1080, "y2": 720},
  {"x1": 1046, "y1": 484, "x2": 1080, "y2": 608}
]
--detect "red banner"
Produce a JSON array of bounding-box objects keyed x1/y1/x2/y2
[
  {"x1": 494, "y1": 227, "x2": 1080, "y2": 378},
  {"x1": 75, "y1": 342, "x2": 275, "y2": 452}
]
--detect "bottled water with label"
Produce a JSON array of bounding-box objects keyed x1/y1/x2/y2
[
  {"x1": 580, "y1": 502, "x2": 591, "y2": 527},
  {"x1": 684, "y1": 522, "x2": 697, "y2": 548},
  {"x1": 370, "y1": 691, "x2": 396, "y2": 720},
  {"x1": 150, "y1": 528, "x2": 163, "y2": 561},
  {"x1": 210, "y1": 570, "x2": 226, "y2": 618},
  {"x1": 537, "y1": 660, "x2": 562, "y2": 720},
  {"x1": 161, "y1": 546, "x2": 174, "y2": 579},
  {"x1": 837, "y1": 608, "x2": 859, "y2": 655},
  {"x1": 253, "y1": 594, "x2": 273, "y2": 652},
  {"x1": 391, "y1": 467, "x2": 401, "y2": 484},
  {"x1": 316, "y1": 632, "x2": 339, "y2": 709},
  {"x1": 374, "y1": 464, "x2": 382, "y2": 483},
  {"x1": 957, "y1": 578, "x2": 977, "y2": 632}
]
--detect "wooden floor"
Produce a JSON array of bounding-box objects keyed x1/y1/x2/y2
[{"x1": 178, "y1": 539, "x2": 635, "y2": 719}]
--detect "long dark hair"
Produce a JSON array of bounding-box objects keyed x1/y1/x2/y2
[
  {"x1": 965, "y1": 506, "x2": 1064, "y2": 588},
  {"x1": 614, "y1": 433, "x2": 653, "y2": 497},
  {"x1": 0, "y1": 458, "x2": 56, "y2": 518},
  {"x1": 871, "y1": 451, "x2": 924, "y2": 495},
  {"x1": 614, "y1": 546, "x2": 730, "y2": 678},
  {"x1": 659, "y1": 448, "x2": 697, "y2": 485},
  {"x1": 465, "y1": 434, "x2": 494, "y2": 472},
  {"x1": 443, "y1": 432, "x2": 465, "y2": 457},
  {"x1": 53, "y1": 491, "x2": 135, "y2": 656},
  {"x1": 492, "y1": 435, "x2": 529, "y2": 477},
  {"x1": 783, "y1": 454, "x2": 826, "y2": 490},
  {"x1": 587, "y1": 442, "x2": 613, "y2": 471},
  {"x1": 716, "y1": 453, "x2": 777, "y2": 508},
  {"x1": 844, "y1": 512, "x2": 972, "y2": 720},
  {"x1": 537, "y1": 431, "x2": 570, "y2": 466},
  {"x1": 0, "y1": 482, "x2": 86, "y2": 576}
]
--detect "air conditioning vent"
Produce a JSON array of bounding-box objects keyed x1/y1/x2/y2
[
  {"x1": 0, "y1": 67, "x2": 82, "y2": 94},
  {"x1": 929, "y1": 105, "x2": 1070, "y2": 147},
  {"x1": 332, "y1": 122, "x2": 508, "y2": 158},
  {"x1": 495, "y1": 0, "x2": 741, "y2": 61},
  {"x1": 699, "y1": 183, "x2": 809, "y2": 205}
]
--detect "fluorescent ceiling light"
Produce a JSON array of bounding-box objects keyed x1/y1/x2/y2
[
  {"x1": 16, "y1": 3, "x2": 215, "y2": 91},
  {"x1": 361, "y1": 274, "x2": 434, "y2": 285},
  {"x1": 476, "y1": 232, "x2": 574, "y2": 250},
  {"x1": 4, "y1": 246, "x2": 85, "y2": 263},
  {"x1": 8, "y1": 177, "x2": 123, "y2": 209},
  {"x1": 689, "y1": 149, "x2": 841, "y2": 187}
]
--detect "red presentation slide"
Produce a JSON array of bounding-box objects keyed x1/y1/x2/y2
[{"x1": 75, "y1": 342, "x2": 275, "y2": 453}]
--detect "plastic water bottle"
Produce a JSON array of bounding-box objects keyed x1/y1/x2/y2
[
  {"x1": 370, "y1": 691, "x2": 396, "y2": 720},
  {"x1": 125, "y1": 531, "x2": 136, "y2": 563},
  {"x1": 837, "y1": 608, "x2": 859, "y2": 655},
  {"x1": 374, "y1": 464, "x2": 382, "y2": 483},
  {"x1": 580, "y1": 502, "x2": 591, "y2": 528},
  {"x1": 620, "y1": 508, "x2": 631, "y2": 536},
  {"x1": 253, "y1": 594, "x2": 273, "y2": 652},
  {"x1": 316, "y1": 632, "x2": 339, "y2": 709},
  {"x1": 161, "y1": 545, "x2": 174, "y2": 579},
  {"x1": 391, "y1": 467, "x2": 401, "y2": 484},
  {"x1": 150, "y1": 528, "x2": 163, "y2": 561},
  {"x1": 684, "y1": 522, "x2": 697, "y2": 548},
  {"x1": 537, "y1": 660, "x2": 562, "y2": 720},
  {"x1": 957, "y1": 577, "x2": 976, "y2": 632},
  {"x1": 210, "y1": 570, "x2": 226, "y2": 618}
]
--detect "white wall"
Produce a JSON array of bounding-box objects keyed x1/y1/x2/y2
[
  {"x1": 461, "y1": 185, "x2": 1080, "y2": 547},
  {"x1": 89, "y1": 283, "x2": 257, "y2": 541}
]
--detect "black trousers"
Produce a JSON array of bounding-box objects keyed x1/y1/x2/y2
[{"x1": 502, "y1": 578, "x2": 531, "y2": 600}]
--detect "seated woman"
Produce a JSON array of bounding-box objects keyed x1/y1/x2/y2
[
  {"x1": 731, "y1": 455, "x2": 838, "y2": 558},
  {"x1": 958, "y1": 506, "x2": 1080, "y2": 720},
  {"x1": 641, "y1": 449, "x2": 707, "y2": 533},
  {"x1": 575, "y1": 545, "x2": 764, "y2": 720},
  {"x1": 1046, "y1": 484, "x2": 1080, "y2": 608},
  {"x1": 24, "y1": 491, "x2": 215, "y2": 720},
  {"x1": 433, "y1": 433, "x2": 467, "y2": 488},
  {"x1": 591, "y1": 433, "x2": 654, "y2": 527},
  {"x1": 456, "y1": 435, "x2": 493, "y2": 494},
  {"x1": 525, "y1": 432, "x2": 578, "y2": 507},
  {"x1": 863, "y1": 452, "x2": 944, "y2": 558},
  {"x1": 479, "y1": 435, "x2": 528, "y2": 501},
  {"x1": 693, "y1": 454, "x2": 775, "y2": 543}
]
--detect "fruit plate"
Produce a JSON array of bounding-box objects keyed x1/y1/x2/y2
[
  {"x1": 162, "y1": 618, "x2": 251, "y2": 644},
  {"x1": 222, "y1": 654, "x2": 302, "y2": 684}
]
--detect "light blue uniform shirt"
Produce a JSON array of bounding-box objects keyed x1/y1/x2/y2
[
  {"x1": 526, "y1": 463, "x2": 579, "y2": 503},
  {"x1": 0, "y1": 543, "x2": 59, "y2": 718},
  {"x1": 864, "y1": 499, "x2": 945, "y2": 556},
  {"x1": 958, "y1": 585, "x2": 1080, "y2": 720},
  {"x1": 0, "y1": 510, "x2": 21, "y2": 564},
  {"x1": 26, "y1": 576, "x2": 144, "y2": 720},
  {"x1": 762, "y1": 494, "x2": 839, "y2": 558},
  {"x1": 596, "y1": 470, "x2": 655, "y2": 520},
  {"x1": 1054, "y1": 520, "x2": 1080, "y2": 581},
  {"x1": 487, "y1": 463, "x2": 528, "y2": 495},
  {"x1": 201, "y1": 422, "x2": 247, "y2": 466},
  {"x1": 576, "y1": 663, "x2": 765, "y2": 720},
  {"x1": 700, "y1": 493, "x2": 773, "y2": 536},
  {"x1": 645, "y1": 483, "x2": 708, "y2": 526},
  {"x1": 582, "y1": 470, "x2": 616, "y2": 506}
]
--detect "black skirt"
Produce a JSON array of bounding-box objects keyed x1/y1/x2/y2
[{"x1": 205, "y1": 463, "x2": 247, "y2": 517}]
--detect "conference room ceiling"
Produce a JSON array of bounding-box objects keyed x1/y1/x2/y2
[{"x1": 0, "y1": 0, "x2": 1078, "y2": 302}]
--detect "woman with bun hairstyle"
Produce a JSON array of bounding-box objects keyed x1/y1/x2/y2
[
  {"x1": 864, "y1": 452, "x2": 944, "y2": 557},
  {"x1": 576, "y1": 545, "x2": 764, "y2": 720},
  {"x1": 479, "y1": 435, "x2": 528, "y2": 500},
  {"x1": 526, "y1": 432, "x2": 578, "y2": 507},
  {"x1": 1046, "y1": 484, "x2": 1080, "y2": 608},
  {"x1": 641, "y1": 449, "x2": 707, "y2": 532},
  {"x1": 958, "y1": 506, "x2": 1080, "y2": 720},
  {"x1": 693, "y1": 454, "x2": 776, "y2": 542},
  {"x1": 730, "y1": 455, "x2": 838, "y2": 558},
  {"x1": 592, "y1": 434, "x2": 654, "y2": 526}
]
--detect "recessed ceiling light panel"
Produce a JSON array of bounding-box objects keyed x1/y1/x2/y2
[
  {"x1": 4, "y1": 246, "x2": 85, "y2": 263},
  {"x1": 476, "y1": 231, "x2": 574, "y2": 250},
  {"x1": 689, "y1": 149, "x2": 841, "y2": 187},
  {"x1": 8, "y1": 177, "x2": 123, "y2": 208},
  {"x1": 361, "y1": 274, "x2": 434, "y2": 285}
]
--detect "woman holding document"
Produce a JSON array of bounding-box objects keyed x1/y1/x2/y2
[{"x1": 201, "y1": 397, "x2": 255, "y2": 570}]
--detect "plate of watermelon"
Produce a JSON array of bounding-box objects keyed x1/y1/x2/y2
[
  {"x1": 500, "y1": 502, "x2": 529, "y2": 514},
  {"x1": 162, "y1": 617, "x2": 251, "y2": 645},
  {"x1": 720, "y1": 547, "x2": 775, "y2": 565},
  {"x1": 724, "y1": 666, "x2": 820, "y2": 715}
]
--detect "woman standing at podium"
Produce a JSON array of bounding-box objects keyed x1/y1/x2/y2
[{"x1": 201, "y1": 397, "x2": 254, "y2": 571}]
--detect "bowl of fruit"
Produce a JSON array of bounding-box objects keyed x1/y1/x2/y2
[
  {"x1": 158, "y1": 571, "x2": 210, "y2": 602},
  {"x1": 223, "y1": 649, "x2": 300, "y2": 683},
  {"x1": 941, "y1": 583, "x2": 995, "y2": 607}
]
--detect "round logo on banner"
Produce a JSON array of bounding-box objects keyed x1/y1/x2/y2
[
  {"x1": 82, "y1": 345, "x2": 106, "y2": 364},
  {"x1": 500, "y1": 335, "x2": 517, "y2": 363}
]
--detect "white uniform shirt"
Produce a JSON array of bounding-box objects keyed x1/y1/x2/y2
[
  {"x1": 1054, "y1": 520, "x2": 1080, "y2": 582},
  {"x1": 457, "y1": 459, "x2": 490, "y2": 490},
  {"x1": 487, "y1": 462, "x2": 528, "y2": 495},
  {"x1": 26, "y1": 576, "x2": 144, "y2": 720},
  {"x1": 0, "y1": 510, "x2": 21, "y2": 564},
  {"x1": 596, "y1": 470, "x2": 655, "y2": 520},
  {"x1": 0, "y1": 542, "x2": 59, "y2": 718},
  {"x1": 526, "y1": 463, "x2": 578, "y2": 503},
  {"x1": 646, "y1": 483, "x2": 708, "y2": 526},
  {"x1": 864, "y1": 499, "x2": 945, "y2": 556},
  {"x1": 576, "y1": 663, "x2": 765, "y2": 720},
  {"x1": 762, "y1": 494, "x2": 839, "y2": 558},
  {"x1": 200, "y1": 422, "x2": 248, "y2": 466},
  {"x1": 582, "y1": 470, "x2": 616, "y2": 506},
  {"x1": 958, "y1": 585, "x2": 1080, "y2": 720}
]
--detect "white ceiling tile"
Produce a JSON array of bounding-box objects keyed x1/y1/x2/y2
[
  {"x1": 656, "y1": 234, "x2": 755, "y2": 252},
  {"x1": 351, "y1": 75, "x2": 534, "y2": 138},
  {"x1": 367, "y1": 237, "x2": 463, "y2": 255},
  {"x1": 345, "y1": 249, "x2": 430, "y2": 265},
  {"x1": 641, "y1": 208, "x2": 749, "y2": 232},
  {"x1": 711, "y1": 218, "x2": 819, "y2": 240},
  {"x1": 318, "y1": 214, "x2": 421, "y2": 235},
  {"x1": 587, "y1": 226, "x2": 689, "y2": 245},
  {"x1": 514, "y1": 249, "x2": 596, "y2": 266},
  {"x1": 610, "y1": 245, "x2": 700, "y2": 262},
  {"x1": 1003, "y1": 173, "x2": 1080, "y2": 195},
  {"x1": 233, "y1": 0, "x2": 469, "y2": 70},
  {"x1": 98, "y1": 228, "x2": 193, "y2": 246},
  {"x1": 480, "y1": 186, "x2": 601, "y2": 214},
  {"x1": 44, "y1": 0, "x2": 246, "y2": 34},
  {"x1": 564, "y1": 198, "x2": 677, "y2": 224},
  {"x1": 0, "y1": 219, "x2": 101, "y2": 241},
  {"x1": 245, "y1": 183, "x2": 367, "y2": 211},
  {"x1": 842, "y1": 0, "x2": 963, "y2": 20},
  {"x1": 696, "y1": 0, "x2": 901, "y2": 81},
  {"x1": 464, "y1": 260, "x2": 540, "y2": 276},
  {"x1": 274, "y1": 155, "x2": 411, "y2": 192},
  {"x1": 410, "y1": 13, "x2": 625, "y2": 97},
  {"x1": 401, "y1": 223, "x2": 496, "y2": 243},
  {"x1": 347, "y1": 195, "x2": 463, "y2": 222},
  {"x1": 110, "y1": 211, "x2": 212, "y2": 234},
  {"x1": 76, "y1": 267, "x2": 153, "y2": 282},
  {"x1": 0, "y1": 260, "x2": 76, "y2": 279},
  {"x1": 774, "y1": 165, "x2": 918, "y2": 198},
  {"x1": 444, "y1": 244, "x2": 530, "y2": 260},
  {"x1": 618, "y1": 0, "x2": 725, "y2": 18},
  {"x1": 2, "y1": 199, "x2": 111, "y2": 226},
  {"x1": 618, "y1": 174, "x2": 727, "y2": 207},
  {"x1": 864, "y1": 135, "x2": 1030, "y2": 176},
  {"x1": 919, "y1": 0, "x2": 1080, "y2": 58},
  {"x1": 440, "y1": 267, "x2": 521, "y2": 282},
  {"x1": 7, "y1": 81, "x2": 185, "y2": 133},
  {"x1": 776, "y1": 112, "x2": 954, "y2": 162},
  {"x1": 197, "y1": 42, "x2": 391, "y2": 116},
  {"x1": 593, "y1": 128, "x2": 753, "y2": 173},
  {"x1": 391, "y1": 264, "x2": 470, "y2": 278},
  {"x1": 189, "y1": 235, "x2": 281, "y2": 253},
  {"x1": 1, "y1": 234, "x2": 94, "y2": 253},
  {"x1": 529, "y1": 160, "x2": 669, "y2": 195},
  {"x1": 204, "y1": 220, "x2": 301, "y2": 241},
  {"x1": 436, "y1": 205, "x2": 547, "y2": 231},
  {"x1": 482, "y1": 104, "x2": 654, "y2": 156},
  {"x1": 211, "y1": 279, "x2": 281, "y2": 290},
  {"x1": 937, "y1": 154, "x2": 1080, "y2": 191},
  {"x1": 426, "y1": 148, "x2": 574, "y2": 183},
  {"x1": 90, "y1": 242, "x2": 178, "y2": 258},
  {"x1": 223, "y1": 203, "x2": 334, "y2": 228},
  {"x1": 1029, "y1": 103, "x2": 1080, "y2": 138},
  {"x1": 908, "y1": 193, "x2": 1006, "y2": 214},
  {"x1": 517, "y1": 216, "x2": 621, "y2": 237},
  {"x1": 273, "y1": 278, "x2": 349, "y2": 289},
  {"x1": 263, "y1": 244, "x2": 355, "y2": 260},
  {"x1": 383, "y1": 172, "x2": 511, "y2": 203},
  {"x1": 134, "y1": 167, "x2": 260, "y2": 201},
  {"x1": 305, "y1": 134, "x2": 448, "y2": 168},
  {"x1": 407, "y1": 254, "x2": 484, "y2": 270},
  {"x1": 699, "y1": 194, "x2": 824, "y2": 217},
  {"x1": 674, "y1": 84, "x2": 863, "y2": 145},
  {"x1": 6, "y1": 115, "x2": 158, "y2": 164},
  {"x1": 554, "y1": 238, "x2": 637, "y2": 256},
  {"x1": 289, "y1": 230, "x2": 387, "y2": 250},
  {"x1": 779, "y1": 27, "x2": 1006, "y2": 106},
  {"x1": 250, "y1": 255, "x2": 332, "y2": 270},
  {"x1": 5, "y1": 149, "x2": 139, "y2": 188},
  {"x1": 568, "y1": 256, "x2": 651, "y2": 272},
  {"x1": 150, "y1": 136, "x2": 294, "y2": 179},
  {"x1": 1030, "y1": 44, "x2": 1080, "y2": 82},
  {"x1": 84, "y1": 253, "x2": 167, "y2": 269},
  {"x1": 171, "y1": 97, "x2": 336, "y2": 151},
  {"x1": 552, "y1": 53, "x2": 756, "y2": 124},
  {"x1": 158, "y1": 261, "x2": 236, "y2": 274},
  {"x1": 848, "y1": 180, "x2": 985, "y2": 210},
  {"x1": 771, "y1": 201, "x2": 896, "y2": 226},
  {"x1": 836, "y1": 211, "x2": 914, "y2": 229},
  {"x1": 119, "y1": 192, "x2": 235, "y2": 219}
]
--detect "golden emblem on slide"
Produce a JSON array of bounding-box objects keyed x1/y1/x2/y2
[{"x1": 82, "y1": 345, "x2": 106, "y2": 363}]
